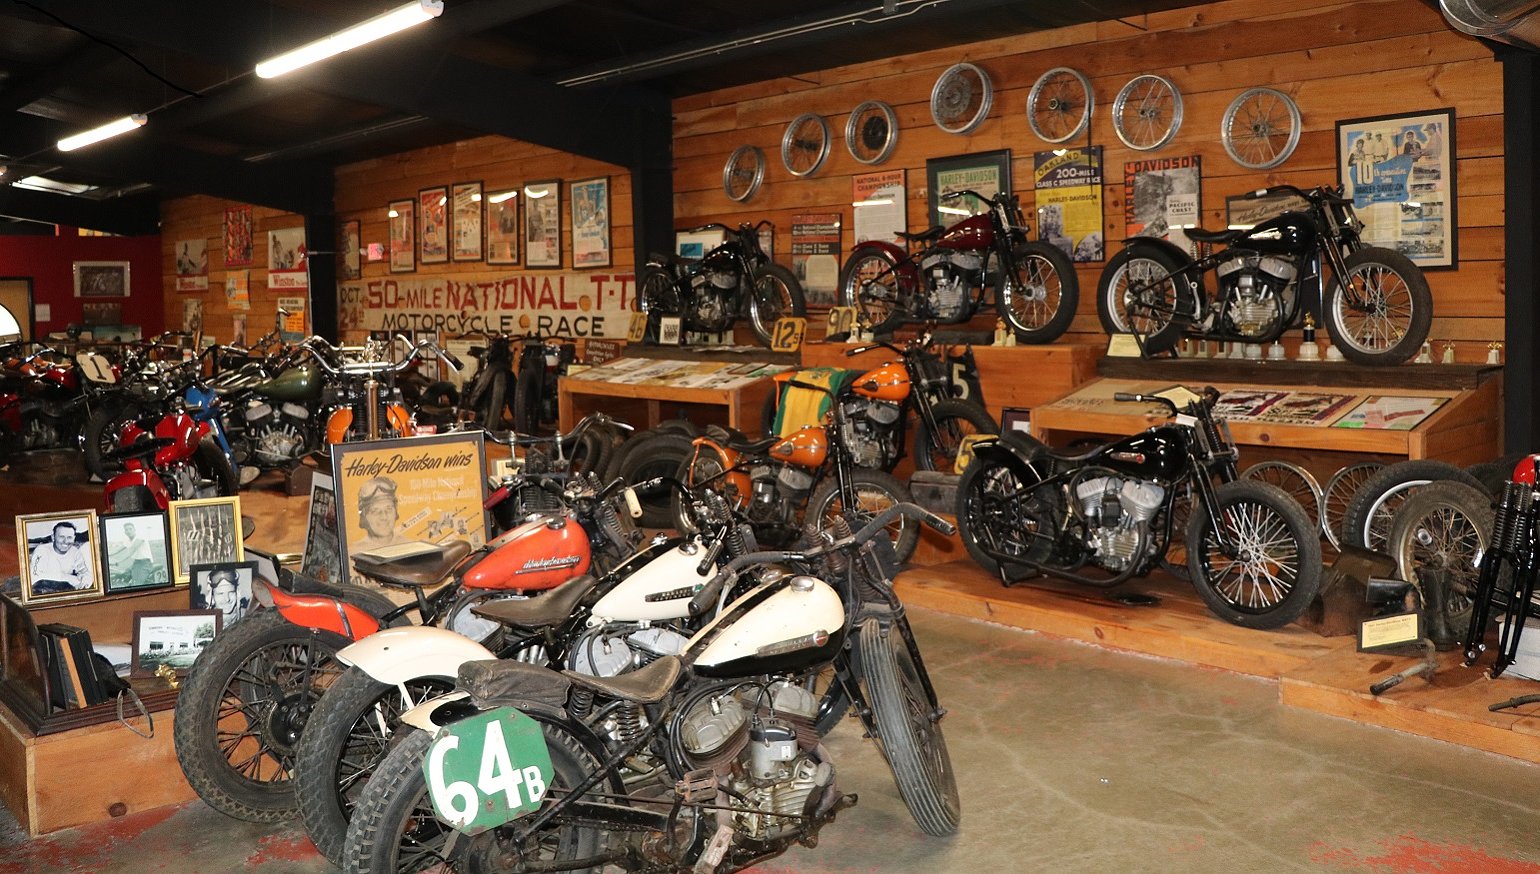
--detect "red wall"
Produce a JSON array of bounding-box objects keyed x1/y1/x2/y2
[{"x1": 0, "y1": 228, "x2": 163, "y2": 336}]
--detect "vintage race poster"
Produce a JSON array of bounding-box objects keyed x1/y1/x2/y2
[
  {"x1": 1123, "y1": 155, "x2": 1200, "y2": 256},
  {"x1": 570, "y1": 176, "x2": 610, "y2": 268},
  {"x1": 331, "y1": 432, "x2": 487, "y2": 588},
  {"x1": 419, "y1": 186, "x2": 449, "y2": 264},
  {"x1": 791, "y1": 213, "x2": 841, "y2": 307},
  {"x1": 524, "y1": 180, "x2": 562, "y2": 267},
  {"x1": 224, "y1": 205, "x2": 253, "y2": 268},
  {"x1": 1034, "y1": 146, "x2": 1104, "y2": 262},
  {"x1": 277, "y1": 295, "x2": 307, "y2": 342},
  {"x1": 486, "y1": 191, "x2": 519, "y2": 265},
  {"x1": 174, "y1": 238, "x2": 209, "y2": 292},
  {"x1": 1338, "y1": 109, "x2": 1456, "y2": 267},
  {"x1": 451, "y1": 182, "x2": 482, "y2": 263},
  {"x1": 224, "y1": 270, "x2": 249, "y2": 312},
  {"x1": 389, "y1": 199, "x2": 416, "y2": 273},
  {"x1": 852, "y1": 170, "x2": 906, "y2": 246},
  {"x1": 339, "y1": 270, "x2": 637, "y2": 338},
  {"x1": 268, "y1": 227, "x2": 308, "y2": 291}
]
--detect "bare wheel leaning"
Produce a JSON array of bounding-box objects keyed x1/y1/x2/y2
[
  {"x1": 1027, "y1": 67, "x2": 1093, "y2": 144},
  {"x1": 1241, "y1": 460, "x2": 1323, "y2": 535},
  {"x1": 1221, "y1": 87, "x2": 1300, "y2": 170},
  {"x1": 1320, "y1": 461, "x2": 1385, "y2": 548},
  {"x1": 1112, "y1": 74, "x2": 1183, "y2": 151}
]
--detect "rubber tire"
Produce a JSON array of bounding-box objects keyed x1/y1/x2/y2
[
  {"x1": 1340, "y1": 460, "x2": 1484, "y2": 552},
  {"x1": 806, "y1": 468, "x2": 919, "y2": 564},
  {"x1": 637, "y1": 266, "x2": 679, "y2": 343},
  {"x1": 748, "y1": 262, "x2": 807, "y2": 347},
  {"x1": 83, "y1": 400, "x2": 135, "y2": 480},
  {"x1": 1386, "y1": 480, "x2": 1492, "y2": 645},
  {"x1": 344, "y1": 722, "x2": 603, "y2": 874},
  {"x1": 651, "y1": 419, "x2": 700, "y2": 438},
  {"x1": 1096, "y1": 244, "x2": 1189, "y2": 355},
  {"x1": 839, "y1": 247, "x2": 905, "y2": 335},
  {"x1": 857, "y1": 618, "x2": 961, "y2": 836},
  {"x1": 1322, "y1": 247, "x2": 1434, "y2": 366},
  {"x1": 955, "y1": 457, "x2": 1057, "y2": 574},
  {"x1": 618, "y1": 431, "x2": 696, "y2": 528},
  {"x1": 915, "y1": 399, "x2": 997, "y2": 473},
  {"x1": 294, "y1": 667, "x2": 454, "y2": 866},
  {"x1": 110, "y1": 485, "x2": 154, "y2": 512},
  {"x1": 172, "y1": 611, "x2": 352, "y2": 822},
  {"x1": 600, "y1": 429, "x2": 650, "y2": 485},
  {"x1": 1185, "y1": 479, "x2": 1324, "y2": 630},
  {"x1": 996, "y1": 240, "x2": 1078, "y2": 344},
  {"x1": 513, "y1": 367, "x2": 542, "y2": 436},
  {"x1": 195, "y1": 436, "x2": 241, "y2": 497},
  {"x1": 1466, "y1": 452, "x2": 1529, "y2": 498}
]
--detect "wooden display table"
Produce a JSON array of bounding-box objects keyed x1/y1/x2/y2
[{"x1": 558, "y1": 357, "x2": 787, "y2": 433}]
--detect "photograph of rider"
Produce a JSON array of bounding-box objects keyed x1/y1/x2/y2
[
  {"x1": 20, "y1": 513, "x2": 103, "y2": 602},
  {"x1": 355, "y1": 475, "x2": 405, "y2": 552},
  {"x1": 190, "y1": 563, "x2": 255, "y2": 627}
]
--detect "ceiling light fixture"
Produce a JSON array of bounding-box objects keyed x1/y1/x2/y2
[
  {"x1": 524, "y1": 186, "x2": 549, "y2": 199},
  {"x1": 57, "y1": 115, "x2": 147, "y2": 152},
  {"x1": 488, "y1": 190, "x2": 517, "y2": 204},
  {"x1": 256, "y1": 0, "x2": 444, "y2": 79}
]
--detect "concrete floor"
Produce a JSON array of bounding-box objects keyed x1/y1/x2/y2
[{"x1": 4, "y1": 608, "x2": 1540, "y2": 873}]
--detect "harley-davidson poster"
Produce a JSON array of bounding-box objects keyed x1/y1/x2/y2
[{"x1": 1124, "y1": 155, "x2": 1201, "y2": 256}]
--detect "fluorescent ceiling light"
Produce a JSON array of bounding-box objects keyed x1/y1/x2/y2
[
  {"x1": 488, "y1": 190, "x2": 517, "y2": 203},
  {"x1": 13, "y1": 175, "x2": 96, "y2": 195},
  {"x1": 937, "y1": 206, "x2": 971, "y2": 216},
  {"x1": 524, "y1": 185, "x2": 550, "y2": 198},
  {"x1": 256, "y1": 0, "x2": 445, "y2": 78},
  {"x1": 57, "y1": 115, "x2": 146, "y2": 152},
  {"x1": 852, "y1": 198, "x2": 893, "y2": 207}
]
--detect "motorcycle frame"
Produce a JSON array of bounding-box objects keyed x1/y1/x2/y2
[
  {"x1": 846, "y1": 341, "x2": 969, "y2": 471},
  {"x1": 645, "y1": 221, "x2": 775, "y2": 332}
]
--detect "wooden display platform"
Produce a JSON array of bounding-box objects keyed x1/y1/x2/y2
[{"x1": 558, "y1": 357, "x2": 782, "y2": 432}]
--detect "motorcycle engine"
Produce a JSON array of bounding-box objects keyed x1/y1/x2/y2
[
  {"x1": 1214, "y1": 250, "x2": 1298, "y2": 339},
  {"x1": 919, "y1": 251, "x2": 981, "y2": 322},
  {"x1": 679, "y1": 681, "x2": 835, "y2": 843},
  {"x1": 686, "y1": 271, "x2": 736, "y2": 333},
  {"x1": 1073, "y1": 475, "x2": 1166, "y2": 572},
  {"x1": 838, "y1": 397, "x2": 899, "y2": 470},
  {"x1": 744, "y1": 463, "x2": 806, "y2": 525},
  {"x1": 243, "y1": 400, "x2": 311, "y2": 465},
  {"x1": 568, "y1": 625, "x2": 692, "y2": 677}
]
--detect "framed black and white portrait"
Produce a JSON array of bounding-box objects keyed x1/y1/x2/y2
[
  {"x1": 16, "y1": 511, "x2": 103, "y2": 605},
  {"x1": 131, "y1": 610, "x2": 221, "y2": 678},
  {"x1": 168, "y1": 497, "x2": 244, "y2": 586},
  {"x1": 100, "y1": 511, "x2": 173, "y2": 594},
  {"x1": 189, "y1": 561, "x2": 257, "y2": 628}
]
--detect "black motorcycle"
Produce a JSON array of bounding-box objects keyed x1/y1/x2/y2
[
  {"x1": 955, "y1": 386, "x2": 1323, "y2": 629},
  {"x1": 1097, "y1": 184, "x2": 1432, "y2": 365},
  {"x1": 460, "y1": 332, "x2": 517, "y2": 428},
  {"x1": 637, "y1": 219, "x2": 806, "y2": 347}
]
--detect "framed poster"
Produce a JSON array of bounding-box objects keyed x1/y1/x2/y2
[
  {"x1": 486, "y1": 189, "x2": 519, "y2": 265},
  {"x1": 267, "y1": 227, "x2": 308, "y2": 291},
  {"x1": 523, "y1": 180, "x2": 562, "y2": 268},
  {"x1": 16, "y1": 511, "x2": 103, "y2": 605},
  {"x1": 173, "y1": 239, "x2": 209, "y2": 292},
  {"x1": 927, "y1": 149, "x2": 1010, "y2": 230},
  {"x1": 339, "y1": 220, "x2": 361, "y2": 279},
  {"x1": 1123, "y1": 156, "x2": 1201, "y2": 257},
  {"x1": 73, "y1": 261, "x2": 130, "y2": 298},
  {"x1": 330, "y1": 432, "x2": 488, "y2": 587},
  {"x1": 388, "y1": 199, "x2": 415, "y2": 273},
  {"x1": 451, "y1": 181, "x2": 483, "y2": 262},
  {"x1": 301, "y1": 473, "x2": 341, "y2": 583},
  {"x1": 570, "y1": 176, "x2": 610, "y2": 268},
  {"x1": 224, "y1": 205, "x2": 253, "y2": 268},
  {"x1": 853, "y1": 169, "x2": 906, "y2": 246},
  {"x1": 1337, "y1": 108, "x2": 1456, "y2": 268},
  {"x1": 1034, "y1": 146, "x2": 1104, "y2": 262},
  {"x1": 791, "y1": 214, "x2": 841, "y2": 308},
  {"x1": 167, "y1": 496, "x2": 244, "y2": 585},
  {"x1": 419, "y1": 186, "x2": 449, "y2": 264},
  {"x1": 100, "y1": 511, "x2": 172, "y2": 594}
]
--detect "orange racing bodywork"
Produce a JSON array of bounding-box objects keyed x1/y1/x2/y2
[
  {"x1": 687, "y1": 438, "x2": 751, "y2": 509},
  {"x1": 852, "y1": 360, "x2": 910, "y2": 402},
  {"x1": 265, "y1": 581, "x2": 382, "y2": 640},
  {"x1": 771, "y1": 426, "x2": 828, "y2": 468}
]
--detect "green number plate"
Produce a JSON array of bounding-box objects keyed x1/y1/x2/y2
[{"x1": 423, "y1": 707, "x2": 555, "y2": 835}]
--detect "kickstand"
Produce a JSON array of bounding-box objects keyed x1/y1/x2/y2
[
  {"x1": 995, "y1": 563, "x2": 1041, "y2": 588},
  {"x1": 1369, "y1": 638, "x2": 1438, "y2": 696}
]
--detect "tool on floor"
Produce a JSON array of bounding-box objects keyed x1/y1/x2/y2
[{"x1": 1369, "y1": 638, "x2": 1438, "y2": 695}]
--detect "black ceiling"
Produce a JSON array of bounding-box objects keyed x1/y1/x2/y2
[{"x1": 0, "y1": 0, "x2": 1208, "y2": 235}]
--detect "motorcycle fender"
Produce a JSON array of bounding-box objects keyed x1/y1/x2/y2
[
  {"x1": 103, "y1": 470, "x2": 171, "y2": 511},
  {"x1": 399, "y1": 690, "x2": 471, "y2": 732},
  {"x1": 968, "y1": 435, "x2": 1048, "y2": 486},
  {"x1": 338, "y1": 625, "x2": 496, "y2": 685},
  {"x1": 850, "y1": 240, "x2": 919, "y2": 284},
  {"x1": 1121, "y1": 235, "x2": 1207, "y2": 300},
  {"x1": 267, "y1": 585, "x2": 382, "y2": 640}
]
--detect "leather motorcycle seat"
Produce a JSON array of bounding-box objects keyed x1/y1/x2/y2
[
  {"x1": 1184, "y1": 226, "x2": 1245, "y2": 245},
  {"x1": 472, "y1": 574, "x2": 596, "y2": 629},
  {"x1": 352, "y1": 540, "x2": 473, "y2": 588},
  {"x1": 563, "y1": 654, "x2": 681, "y2": 704},
  {"x1": 1000, "y1": 429, "x2": 1104, "y2": 464},
  {"x1": 896, "y1": 226, "x2": 945, "y2": 242},
  {"x1": 703, "y1": 423, "x2": 778, "y2": 454}
]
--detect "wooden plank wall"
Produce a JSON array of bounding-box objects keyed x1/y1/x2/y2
[
  {"x1": 671, "y1": 0, "x2": 1505, "y2": 356},
  {"x1": 162, "y1": 137, "x2": 631, "y2": 341}
]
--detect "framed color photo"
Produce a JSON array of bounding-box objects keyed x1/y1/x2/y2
[
  {"x1": 486, "y1": 189, "x2": 519, "y2": 265},
  {"x1": 419, "y1": 186, "x2": 449, "y2": 264},
  {"x1": 73, "y1": 261, "x2": 130, "y2": 298},
  {"x1": 131, "y1": 610, "x2": 220, "y2": 678},
  {"x1": 570, "y1": 176, "x2": 610, "y2": 268},
  {"x1": 389, "y1": 199, "x2": 416, "y2": 274},
  {"x1": 926, "y1": 150, "x2": 1011, "y2": 230},
  {"x1": 339, "y1": 220, "x2": 361, "y2": 280},
  {"x1": 451, "y1": 181, "x2": 484, "y2": 262},
  {"x1": 99, "y1": 511, "x2": 172, "y2": 594},
  {"x1": 16, "y1": 511, "x2": 102, "y2": 605},
  {"x1": 189, "y1": 561, "x2": 258, "y2": 628},
  {"x1": 168, "y1": 497, "x2": 244, "y2": 585},
  {"x1": 523, "y1": 179, "x2": 562, "y2": 268},
  {"x1": 330, "y1": 432, "x2": 488, "y2": 588},
  {"x1": 224, "y1": 205, "x2": 253, "y2": 268},
  {"x1": 1336, "y1": 108, "x2": 1457, "y2": 268}
]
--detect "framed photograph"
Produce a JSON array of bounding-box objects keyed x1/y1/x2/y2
[
  {"x1": 339, "y1": 220, "x2": 361, "y2": 280},
  {"x1": 570, "y1": 176, "x2": 610, "y2": 268},
  {"x1": 224, "y1": 204, "x2": 253, "y2": 268},
  {"x1": 16, "y1": 511, "x2": 103, "y2": 605},
  {"x1": 72, "y1": 261, "x2": 130, "y2": 298},
  {"x1": 189, "y1": 561, "x2": 258, "y2": 628},
  {"x1": 173, "y1": 239, "x2": 209, "y2": 292},
  {"x1": 523, "y1": 179, "x2": 562, "y2": 268},
  {"x1": 927, "y1": 149, "x2": 1011, "y2": 231},
  {"x1": 131, "y1": 610, "x2": 221, "y2": 678},
  {"x1": 1001, "y1": 407, "x2": 1032, "y2": 434},
  {"x1": 419, "y1": 186, "x2": 449, "y2": 264},
  {"x1": 485, "y1": 189, "x2": 519, "y2": 265},
  {"x1": 301, "y1": 473, "x2": 341, "y2": 583},
  {"x1": 99, "y1": 511, "x2": 172, "y2": 594},
  {"x1": 331, "y1": 432, "x2": 488, "y2": 588},
  {"x1": 1336, "y1": 108, "x2": 1457, "y2": 268},
  {"x1": 168, "y1": 497, "x2": 244, "y2": 586},
  {"x1": 451, "y1": 181, "x2": 484, "y2": 262},
  {"x1": 389, "y1": 199, "x2": 415, "y2": 274}
]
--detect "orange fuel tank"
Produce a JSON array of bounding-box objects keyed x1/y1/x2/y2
[
  {"x1": 687, "y1": 438, "x2": 751, "y2": 508},
  {"x1": 461, "y1": 515, "x2": 592, "y2": 591},
  {"x1": 770, "y1": 426, "x2": 828, "y2": 468},
  {"x1": 326, "y1": 404, "x2": 414, "y2": 444},
  {"x1": 852, "y1": 360, "x2": 910, "y2": 402}
]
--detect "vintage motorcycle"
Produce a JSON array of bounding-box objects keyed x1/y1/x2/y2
[
  {"x1": 100, "y1": 395, "x2": 240, "y2": 511},
  {"x1": 1097, "y1": 183, "x2": 1432, "y2": 365},
  {"x1": 955, "y1": 386, "x2": 1323, "y2": 629},
  {"x1": 839, "y1": 189, "x2": 1078, "y2": 342},
  {"x1": 512, "y1": 334, "x2": 577, "y2": 435},
  {"x1": 637, "y1": 220, "x2": 806, "y2": 347},
  {"x1": 460, "y1": 333, "x2": 518, "y2": 428},
  {"x1": 340, "y1": 503, "x2": 959, "y2": 874}
]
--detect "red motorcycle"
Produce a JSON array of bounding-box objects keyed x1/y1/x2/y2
[
  {"x1": 0, "y1": 344, "x2": 117, "y2": 465},
  {"x1": 101, "y1": 399, "x2": 238, "y2": 512}
]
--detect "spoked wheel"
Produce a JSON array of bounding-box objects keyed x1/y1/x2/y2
[
  {"x1": 345, "y1": 723, "x2": 605, "y2": 874},
  {"x1": 1321, "y1": 461, "x2": 1385, "y2": 549},
  {"x1": 956, "y1": 458, "x2": 1057, "y2": 574},
  {"x1": 747, "y1": 263, "x2": 806, "y2": 346},
  {"x1": 857, "y1": 618, "x2": 960, "y2": 836},
  {"x1": 838, "y1": 248, "x2": 905, "y2": 335},
  {"x1": 293, "y1": 667, "x2": 455, "y2": 866},
  {"x1": 1241, "y1": 460, "x2": 1323, "y2": 536},
  {"x1": 1387, "y1": 481, "x2": 1493, "y2": 645},
  {"x1": 1322, "y1": 248, "x2": 1433, "y2": 366},
  {"x1": 807, "y1": 470, "x2": 919, "y2": 563},
  {"x1": 1186, "y1": 480, "x2": 1323, "y2": 629},
  {"x1": 636, "y1": 267, "x2": 681, "y2": 343},
  {"x1": 1096, "y1": 245, "x2": 1189, "y2": 355},
  {"x1": 994, "y1": 241, "x2": 1078, "y2": 344},
  {"x1": 1340, "y1": 460, "x2": 1484, "y2": 553},
  {"x1": 173, "y1": 611, "x2": 351, "y2": 821},
  {"x1": 915, "y1": 399, "x2": 996, "y2": 473}
]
